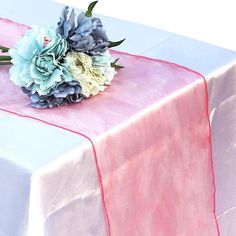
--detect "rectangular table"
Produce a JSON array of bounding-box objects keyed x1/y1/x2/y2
[{"x1": 1, "y1": 0, "x2": 236, "y2": 235}]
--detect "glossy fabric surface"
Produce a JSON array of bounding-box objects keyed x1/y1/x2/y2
[
  {"x1": 0, "y1": 19, "x2": 218, "y2": 235},
  {"x1": 143, "y1": 37, "x2": 236, "y2": 235}
]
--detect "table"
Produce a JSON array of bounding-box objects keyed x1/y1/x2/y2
[{"x1": 1, "y1": 0, "x2": 236, "y2": 235}]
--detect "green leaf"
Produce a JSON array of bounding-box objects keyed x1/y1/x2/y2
[
  {"x1": 108, "y1": 38, "x2": 126, "y2": 48},
  {"x1": 85, "y1": 1, "x2": 98, "y2": 17},
  {"x1": 0, "y1": 55, "x2": 12, "y2": 61},
  {"x1": 0, "y1": 61, "x2": 12, "y2": 65},
  {"x1": 113, "y1": 64, "x2": 124, "y2": 70},
  {"x1": 113, "y1": 58, "x2": 120, "y2": 64},
  {"x1": 0, "y1": 45, "x2": 10, "y2": 53},
  {"x1": 111, "y1": 58, "x2": 124, "y2": 70}
]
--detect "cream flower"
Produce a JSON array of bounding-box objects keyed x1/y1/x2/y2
[{"x1": 65, "y1": 51, "x2": 115, "y2": 97}]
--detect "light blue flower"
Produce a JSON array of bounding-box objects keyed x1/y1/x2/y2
[{"x1": 9, "y1": 25, "x2": 73, "y2": 95}]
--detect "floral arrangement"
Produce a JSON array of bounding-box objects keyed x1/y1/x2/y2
[{"x1": 0, "y1": 1, "x2": 124, "y2": 108}]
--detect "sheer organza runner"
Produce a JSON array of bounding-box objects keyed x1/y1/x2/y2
[{"x1": 0, "y1": 19, "x2": 219, "y2": 235}]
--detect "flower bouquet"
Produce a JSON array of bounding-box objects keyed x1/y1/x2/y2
[{"x1": 0, "y1": 1, "x2": 124, "y2": 108}]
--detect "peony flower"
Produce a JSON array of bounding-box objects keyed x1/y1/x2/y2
[
  {"x1": 65, "y1": 51, "x2": 113, "y2": 97},
  {"x1": 91, "y1": 50, "x2": 116, "y2": 84},
  {"x1": 56, "y1": 6, "x2": 109, "y2": 55},
  {"x1": 9, "y1": 26, "x2": 73, "y2": 96},
  {"x1": 22, "y1": 81, "x2": 83, "y2": 108},
  {"x1": 64, "y1": 50, "x2": 116, "y2": 98}
]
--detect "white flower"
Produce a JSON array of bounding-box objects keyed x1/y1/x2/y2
[
  {"x1": 92, "y1": 50, "x2": 116, "y2": 84},
  {"x1": 65, "y1": 50, "x2": 116, "y2": 97}
]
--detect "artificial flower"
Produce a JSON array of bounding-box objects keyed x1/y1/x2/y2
[
  {"x1": 92, "y1": 50, "x2": 116, "y2": 84},
  {"x1": 9, "y1": 25, "x2": 73, "y2": 96},
  {"x1": 22, "y1": 81, "x2": 83, "y2": 108},
  {"x1": 56, "y1": 6, "x2": 109, "y2": 54},
  {"x1": 65, "y1": 51, "x2": 110, "y2": 97},
  {"x1": 0, "y1": 1, "x2": 124, "y2": 109}
]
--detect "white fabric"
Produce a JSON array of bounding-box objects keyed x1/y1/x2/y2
[
  {"x1": 28, "y1": 142, "x2": 106, "y2": 236},
  {"x1": 0, "y1": 114, "x2": 106, "y2": 236},
  {"x1": 208, "y1": 64, "x2": 236, "y2": 235},
  {"x1": 0, "y1": 0, "x2": 236, "y2": 235}
]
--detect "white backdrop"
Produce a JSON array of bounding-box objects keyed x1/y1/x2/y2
[{"x1": 54, "y1": 0, "x2": 236, "y2": 52}]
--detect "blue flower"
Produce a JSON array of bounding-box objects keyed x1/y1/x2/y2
[
  {"x1": 9, "y1": 26, "x2": 73, "y2": 96},
  {"x1": 56, "y1": 6, "x2": 109, "y2": 54},
  {"x1": 22, "y1": 81, "x2": 83, "y2": 108}
]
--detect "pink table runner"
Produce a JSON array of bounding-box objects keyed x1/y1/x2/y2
[{"x1": 0, "y1": 19, "x2": 219, "y2": 235}]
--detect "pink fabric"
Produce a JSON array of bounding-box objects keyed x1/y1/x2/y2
[{"x1": 0, "y1": 19, "x2": 219, "y2": 235}]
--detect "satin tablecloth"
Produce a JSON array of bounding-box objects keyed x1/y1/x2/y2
[
  {"x1": 0, "y1": 1, "x2": 236, "y2": 235},
  {"x1": 0, "y1": 18, "x2": 218, "y2": 236}
]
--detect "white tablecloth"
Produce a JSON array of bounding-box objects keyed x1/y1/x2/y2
[{"x1": 0, "y1": 0, "x2": 236, "y2": 235}]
